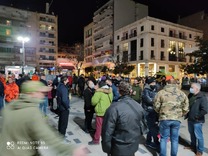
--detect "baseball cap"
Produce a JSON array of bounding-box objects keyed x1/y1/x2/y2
[{"x1": 21, "y1": 81, "x2": 51, "y2": 93}]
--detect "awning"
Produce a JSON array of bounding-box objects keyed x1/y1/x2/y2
[{"x1": 61, "y1": 66, "x2": 75, "y2": 70}]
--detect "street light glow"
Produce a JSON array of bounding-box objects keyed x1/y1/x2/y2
[
  {"x1": 17, "y1": 36, "x2": 30, "y2": 42},
  {"x1": 17, "y1": 36, "x2": 30, "y2": 74}
]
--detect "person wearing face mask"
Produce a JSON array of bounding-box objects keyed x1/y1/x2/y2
[
  {"x1": 142, "y1": 77, "x2": 159, "y2": 150},
  {"x1": 154, "y1": 75, "x2": 189, "y2": 156},
  {"x1": 83, "y1": 80, "x2": 96, "y2": 133},
  {"x1": 184, "y1": 83, "x2": 208, "y2": 156},
  {"x1": 105, "y1": 77, "x2": 119, "y2": 102}
]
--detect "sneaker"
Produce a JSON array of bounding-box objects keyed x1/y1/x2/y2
[
  {"x1": 145, "y1": 142, "x2": 157, "y2": 150},
  {"x1": 88, "y1": 141, "x2": 99, "y2": 145}
]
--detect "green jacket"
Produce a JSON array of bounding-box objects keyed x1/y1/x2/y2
[
  {"x1": 0, "y1": 94, "x2": 73, "y2": 156},
  {"x1": 92, "y1": 87, "x2": 113, "y2": 116},
  {"x1": 131, "y1": 84, "x2": 142, "y2": 103},
  {"x1": 154, "y1": 84, "x2": 189, "y2": 121}
]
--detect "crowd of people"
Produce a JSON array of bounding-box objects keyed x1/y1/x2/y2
[{"x1": 0, "y1": 71, "x2": 207, "y2": 156}]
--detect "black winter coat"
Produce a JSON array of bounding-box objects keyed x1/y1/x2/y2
[
  {"x1": 187, "y1": 92, "x2": 208, "y2": 123},
  {"x1": 83, "y1": 87, "x2": 95, "y2": 111},
  {"x1": 142, "y1": 84, "x2": 157, "y2": 111},
  {"x1": 101, "y1": 96, "x2": 145, "y2": 156},
  {"x1": 56, "y1": 83, "x2": 70, "y2": 111}
]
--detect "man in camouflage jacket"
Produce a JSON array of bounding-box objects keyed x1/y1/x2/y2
[{"x1": 153, "y1": 76, "x2": 189, "y2": 156}]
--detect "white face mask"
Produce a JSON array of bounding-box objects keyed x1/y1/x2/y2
[
  {"x1": 89, "y1": 84, "x2": 95, "y2": 89},
  {"x1": 189, "y1": 88, "x2": 195, "y2": 94},
  {"x1": 58, "y1": 77, "x2": 61, "y2": 82}
]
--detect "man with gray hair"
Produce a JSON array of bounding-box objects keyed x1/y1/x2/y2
[
  {"x1": 101, "y1": 81, "x2": 145, "y2": 156},
  {"x1": 184, "y1": 83, "x2": 208, "y2": 156}
]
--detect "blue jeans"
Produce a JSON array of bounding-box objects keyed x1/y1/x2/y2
[
  {"x1": 39, "y1": 97, "x2": 48, "y2": 116},
  {"x1": 188, "y1": 121, "x2": 204, "y2": 153},
  {"x1": 159, "y1": 120, "x2": 181, "y2": 156}
]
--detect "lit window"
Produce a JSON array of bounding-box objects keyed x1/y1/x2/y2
[
  {"x1": 6, "y1": 29, "x2": 11, "y2": 36},
  {"x1": 48, "y1": 25, "x2": 52, "y2": 30},
  {"x1": 169, "y1": 65, "x2": 175, "y2": 72},
  {"x1": 123, "y1": 43, "x2": 128, "y2": 51},
  {"x1": 6, "y1": 20, "x2": 11, "y2": 26}
]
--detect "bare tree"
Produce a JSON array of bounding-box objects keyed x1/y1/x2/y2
[{"x1": 73, "y1": 43, "x2": 84, "y2": 76}]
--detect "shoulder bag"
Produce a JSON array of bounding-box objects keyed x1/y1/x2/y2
[{"x1": 125, "y1": 100, "x2": 149, "y2": 135}]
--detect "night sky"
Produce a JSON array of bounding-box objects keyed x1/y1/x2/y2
[{"x1": 0, "y1": 0, "x2": 207, "y2": 45}]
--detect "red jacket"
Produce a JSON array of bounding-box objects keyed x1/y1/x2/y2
[
  {"x1": 4, "y1": 82, "x2": 19, "y2": 102},
  {"x1": 68, "y1": 76, "x2": 73, "y2": 86}
]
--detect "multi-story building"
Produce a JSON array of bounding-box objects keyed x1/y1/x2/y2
[
  {"x1": 91, "y1": 0, "x2": 148, "y2": 68},
  {"x1": 0, "y1": 5, "x2": 58, "y2": 73},
  {"x1": 114, "y1": 16, "x2": 203, "y2": 78},
  {"x1": 84, "y1": 22, "x2": 94, "y2": 68},
  {"x1": 178, "y1": 10, "x2": 208, "y2": 40},
  {"x1": 36, "y1": 13, "x2": 58, "y2": 70}
]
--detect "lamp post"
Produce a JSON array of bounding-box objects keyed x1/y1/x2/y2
[{"x1": 17, "y1": 36, "x2": 30, "y2": 74}]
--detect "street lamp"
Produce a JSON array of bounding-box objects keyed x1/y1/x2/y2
[{"x1": 17, "y1": 36, "x2": 30, "y2": 74}]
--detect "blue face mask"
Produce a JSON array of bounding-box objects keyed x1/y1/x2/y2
[{"x1": 189, "y1": 88, "x2": 195, "y2": 94}]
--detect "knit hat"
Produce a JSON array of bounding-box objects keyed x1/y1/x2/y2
[
  {"x1": 146, "y1": 77, "x2": 156, "y2": 84},
  {"x1": 21, "y1": 81, "x2": 51, "y2": 93},
  {"x1": 98, "y1": 80, "x2": 106, "y2": 87}
]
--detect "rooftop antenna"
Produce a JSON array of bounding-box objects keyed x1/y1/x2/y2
[{"x1": 46, "y1": 0, "x2": 54, "y2": 14}]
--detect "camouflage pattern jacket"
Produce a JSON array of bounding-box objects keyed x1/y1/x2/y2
[{"x1": 153, "y1": 84, "x2": 189, "y2": 121}]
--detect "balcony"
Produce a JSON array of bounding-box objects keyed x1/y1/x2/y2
[
  {"x1": 150, "y1": 55, "x2": 155, "y2": 60},
  {"x1": 129, "y1": 33, "x2": 137, "y2": 38},
  {"x1": 39, "y1": 58, "x2": 56, "y2": 61},
  {"x1": 169, "y1": 33, "x2": 187, "y2": 40},
  {"x1": 121, "y1": 36, "x2": 128, "y2": 41},
  {"x1": 160, "y1": 56, "x2": 166, "y2": 61},
  {"x1": 178, "y1": 57, "x2": 186, "y2": 62}
]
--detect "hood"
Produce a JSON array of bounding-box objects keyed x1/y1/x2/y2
[
  {"x1": 8, "y1": 94, "x2": 41, "y2": 110},
  {"x1": 144, "y1": 84, "x2": 151, "y2": 90},
  {"x1": 195, "y1": 91, "x2": 205, "y2": 99},
  {"x1": 96, "y1": 87, "x2": 112, "y2": 94},
  {"x1": 163, "y1": 84, "x2": 179, "y2": 93}
]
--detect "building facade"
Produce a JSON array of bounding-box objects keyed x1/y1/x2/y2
[
  {"x1": 91, "y1": 0, "x2": 148, "y2": 68},
  {"x1": 0, "y1": 5, "x2": 58, "y2": 73},
  {"x1": 178, "y1": 10, "x2": 208, "y2": 40},
  {"x1": 114, "y1": 16, "x2": 203, "y2": 78},
  {"x1": 36, "y1": 13, "x2": 58, "y2": 70},
  {"x1": 84, "y1": 22, "x2": 94, "y2": 68}
]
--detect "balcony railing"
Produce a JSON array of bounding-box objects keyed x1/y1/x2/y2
[
  {"x1": 121, "y1": 36, "x2": 128, "y2": 41},
  {"x1": 150, "y1": 55, "x2": 155, "y2": 60},
  {"x1": 160, "y1": 56, "x2": 166, "y2": 61},
  {"x1": 129, "y1": 33, "x2": 137, "y2": 38}
]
